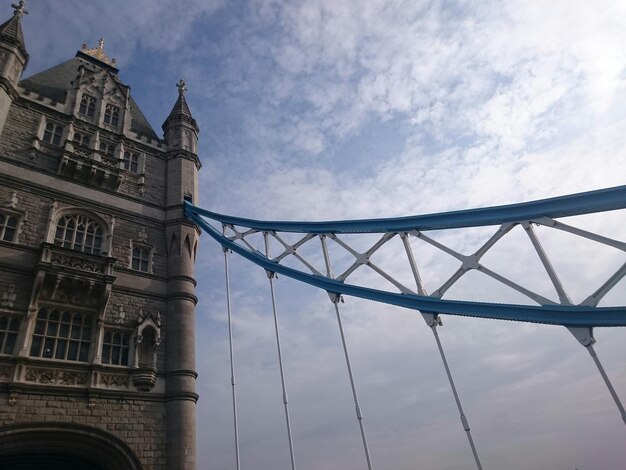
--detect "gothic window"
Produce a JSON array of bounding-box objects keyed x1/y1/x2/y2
[
  {"x1": 73, "y1": 131, "x2": 91, "y2": 147},
  {"x1": 30, "y1": 308, "x2": 92, "y2": 362},
  {"x1": 42, "y1": 122, "x2": 63, "y2": 146},
  {"x1": 79, "y1": 94, "x2": 96, "y2": 118},
  {"x1": 122, "y1": 151, "x2": 139, "y2": 172},
  {"x1": 99, "y1": 141, "x2": 115, "y2": 158},
  {"x1": 0, "y1": 316, "x2": 19, "y2": 354},
  {"x1": 0, "y1": 212, "x2": 18, "y2": 241},
  {"x1": 104, "y1": 104, "x2": 120, "y2": 127},
  {"x1": 131, "y1": 245, "x2": 151, "y2": 272},
  {"x1": 54, "y1": 214, "x2": 103, "y2": 254},
  {"x1": 101, "y1": 330, "x2": 131, "y2": 366}
]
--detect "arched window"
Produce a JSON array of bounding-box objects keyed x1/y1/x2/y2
[
  {"x1": 131, "y1": 246, "x2": 151, "y2": 272},
  {"x1": 54, "y1": 214, "x2": 103, "y2": 254},
  {"x1": 99, "y1": 141, "x2": 116, "y2": 158},
  {"x1": 104, "y1": 104, "x2": 120, "y2": 127},
  {"x1": 30, "y1": 308, "x2": 92, "y2": 362},
  {"x1": 74, "y1": 131, "x2": 91, "y2": 147},
  {"x1": 79, "y1": 94, "x2": 96, "y2": 118}
]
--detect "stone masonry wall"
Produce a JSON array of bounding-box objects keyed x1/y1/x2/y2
[{"x1": 0, "y1": 391, "x2": 167, "y2": 469}]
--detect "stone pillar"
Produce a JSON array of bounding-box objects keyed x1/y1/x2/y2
[
  {"x1": 163, "y1": 79, "x2": 201, "y2": 469},
  {"x1": 165, "y1": 221, "x2": 200, "y2": 470}
]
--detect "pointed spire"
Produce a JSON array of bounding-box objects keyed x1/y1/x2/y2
[
  {"x1": 163, "y1": 79, "x2": 198, "y2": 132},
  {"x1": 0, "y1": 0, "x2": 28, "y2": 60}
]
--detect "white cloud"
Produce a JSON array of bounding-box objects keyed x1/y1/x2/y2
[{"x1": 18, "y1": 1, "x2": 626, "y2": 468}]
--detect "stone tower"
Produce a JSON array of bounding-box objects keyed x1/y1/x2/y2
[
  {"x1": 0, "y1": 3, "x2": 200, "y2": 469},
  {"x1": 0, "y1": 1, "x2": 28, "y2": 136}
]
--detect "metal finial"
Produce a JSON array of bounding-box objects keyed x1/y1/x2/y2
[
  {"x1": 176, "y1": 79, "x2": 187, "y2": 95},
  {"x1": 11, "y1": 0, "x2": 27, "y2": 17}
]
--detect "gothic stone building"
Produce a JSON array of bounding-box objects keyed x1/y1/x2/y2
[{"x1": 0, "y1": 3, "x2": 200, "y2": 469}]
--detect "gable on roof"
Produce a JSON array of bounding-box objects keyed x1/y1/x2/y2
[{"x1": 19, "y1": 54, "x2": 159, "y2": 140}]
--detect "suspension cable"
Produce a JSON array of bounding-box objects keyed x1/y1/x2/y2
[
  {"x1": 402, "y1": 233, "x2": 483, "y2": 470},
  {"x1": 320, "y1": 235, "x2": 374, "y2": 470},
  {"x1": 587, "y1": 344, "x2": 626, "y2": 426},
  {"x1": 568, "y1": 328, "x2": 626, "y2": 427},
  {"x1": 223, "y1": 235, "x2": 241, "y2": 470},
  {"x1": 264, "y1": 233, "x2": 298, "y2": 470},
  {"x1": 431, "y1": 325, "x2": 483, "y2": 469}
]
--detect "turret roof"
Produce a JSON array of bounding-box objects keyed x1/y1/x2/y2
[
  {"x1": 162, "y1": 79, "x2": 198, "y2": 132},
  {"x1": 0, "y1": 0, "x2": 28, "y2": 61}
]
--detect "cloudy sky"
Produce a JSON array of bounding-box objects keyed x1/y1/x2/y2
[{"x1": 20, "y1": 0, "x2": 626, "y2": 469}]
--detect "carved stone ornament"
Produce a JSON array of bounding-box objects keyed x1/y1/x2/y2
[
  {"x1": 24, "y1": 367, "x2": 89, "y2": 386},
  {"x1": 118, "y1": 305, "x2": 126, "y2": 325},
  {"x1": 50, "y1": 251, "x2": 106, "y2": 274},
  {"x1": 0, "y1": 365, "x2": 13, "y2": 380},
  {"x1": 2, "y1": 191, "x2": 18, "y2": 209},
  {"x1": 131, "y1": 368, "x2": 157, "y2": 392},
  {"x1": 99, "y1": 373, "x2": 130, "y2": 388}
]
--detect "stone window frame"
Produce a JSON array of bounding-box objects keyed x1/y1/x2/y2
[
  {"x1": 133, "y1": 311, "x2": 161, "y2": 370},
  {"x1": 73, "y1": 130, "x2": 91, "y2": 148},
  {"x1": 79, "y1": 93, "x2": 97, "y2": 118},
  {"x1": 29, "y1": 307, "x2": 93, "y2": 362},
  {"x1": 130, "y1": 241, "x2": 153, "y2": 273},
  {"x1": 0, "y1": 315, "x2": 20, "y2": 355},
  {"x1": 0, "y1": 209, "x2": 22, "y2": 243},
  {"x1": 35, "y1": 116, "x2": 69, "y2": 151},
  {"x1": 121, "y1": 150, "x2": 140, "y2": 173},
  {"x1": 44, "y1": 206, "x2": 113, "y2": 257},
  {"x1": 42, "y1": 121, "x2": 64, "y2": 146},
  {"x1": 103, "y1": 103, "x2": 120, "y2": 128},
  {"x1": 101, "y1": 328, "x2": 132, "y2": 367},
  {"x1": 54, "y1": 213, "x2": 105, "y2": 255},
  {"x1": 99, "y1": 140, "x2": 116, "y2": 159}
]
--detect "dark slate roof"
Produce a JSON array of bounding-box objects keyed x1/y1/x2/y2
[
  {"x1": 0, "y1": 9, "x2": 28, "y2": 61},
  {"x1": 20, "y1": 55, "x2": 159, "y2": 140},
  {"x1": 162, "y1": 92, "x2": 198, "y2": 132},
  {"x1": 169, "y1": 93, "x2": 192, "y2": 119}
]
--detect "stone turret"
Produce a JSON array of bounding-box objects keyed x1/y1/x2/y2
[
  {"x1": 0, "y1": 0, "x2": 28, "y2": 135},
  {"x1": 163, "y1": 80, "x2": 201, "y2": 470}
]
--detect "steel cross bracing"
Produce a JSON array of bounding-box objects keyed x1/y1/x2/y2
[
  {"x1": 186, "y1": 185, "x2": 626, "y2": 469},
  {"x1": 185, "y1": 185, "x2": 626, "y2": 328}
]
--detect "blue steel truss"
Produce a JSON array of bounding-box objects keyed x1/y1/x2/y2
[{"x1": 184, "y1": 185, "x2": 626, "y2": 328}]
